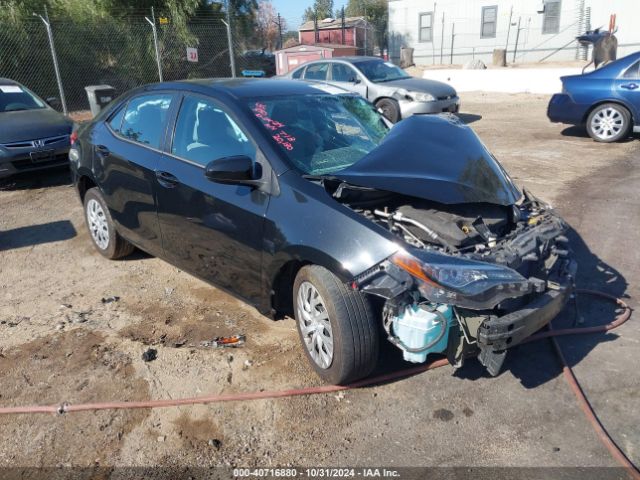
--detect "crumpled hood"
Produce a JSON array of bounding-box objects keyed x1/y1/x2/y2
[
  {"x1": 0, "y1": 108, "x2": 72, "y2": 144},
  {"x1": 335, "y1": 115, "x2": 522, "y2": 206}
]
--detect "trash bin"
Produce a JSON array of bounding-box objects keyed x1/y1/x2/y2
[{"x1": 85, "y1": 85, "x2": 116, "y2": 117}]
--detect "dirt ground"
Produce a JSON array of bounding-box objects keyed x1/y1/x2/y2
[{"x1": 1, "y1": 92, "x2": 639, "y2": 476}]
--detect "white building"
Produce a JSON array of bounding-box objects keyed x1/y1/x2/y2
[{"x1": 388, "y1": 0, "x2": 640, "y2": 65}]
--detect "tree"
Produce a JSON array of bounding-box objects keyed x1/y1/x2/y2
[
  {"x1": 255, "y1": 0, "x2": 285, "y2": 50},
  {"x1": 303, "y1": 0, "x2": 334, "y2": 22},
  {"x1": 345, "y1": 0, "x2": 387, "y2": 55}
]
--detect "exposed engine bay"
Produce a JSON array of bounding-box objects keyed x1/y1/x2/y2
[{"x1": 319, "y1": 177, "x2": 576, "y2": 376}]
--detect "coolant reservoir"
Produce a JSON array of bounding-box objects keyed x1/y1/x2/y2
[{"x1": 392, "y1": 304, "x2": 454, "y2": 363}]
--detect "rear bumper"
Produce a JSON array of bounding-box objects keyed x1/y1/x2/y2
[{"x1": 547, "y1": 93, "x2": 589, "y2": 125}]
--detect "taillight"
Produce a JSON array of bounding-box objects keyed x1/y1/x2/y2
[{"x1": 70, "y1": 131, "x2": 78, "y2": 145}]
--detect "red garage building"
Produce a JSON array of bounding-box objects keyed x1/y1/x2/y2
[{"x1": 298, "y1": 17, "x2": 373, "y2": 54}]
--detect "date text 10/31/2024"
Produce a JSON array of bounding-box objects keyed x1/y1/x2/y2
[{"x1": 233, "y1": 468, "x2": 401, "y2": 478}]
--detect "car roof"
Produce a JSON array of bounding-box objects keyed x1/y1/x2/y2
[
  {"x1": 0, "y1": 78, "x2": 21, "y2": 86},
  {"x1": 146, "y1": 77, "x2": 351, "y2": 99}
]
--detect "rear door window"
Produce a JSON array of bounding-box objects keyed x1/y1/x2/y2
[
  {"x1": 119, "y1": 93, "x2": 173, "y2": 148},
  {"x1": 304, "y1": 63, "x2": 329, "y2": 81}
]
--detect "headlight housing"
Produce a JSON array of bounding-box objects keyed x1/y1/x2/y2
[
  {"x1": 390, "y1": 250, "x2": 534, "y2": 309},
  {"x1": 410, "y1": 91, "x2": 436, "y2": 102}
]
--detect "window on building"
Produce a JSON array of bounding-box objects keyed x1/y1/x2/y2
[
  {"x1": 419, "y1": 12, "x2": 433, "y2": 43},
  {"x1": 481, "y1": 6, "x2": 498, "y2": 39},
  {"x1": 542, "y1": 0, "x2": 561, "y2": 34}
]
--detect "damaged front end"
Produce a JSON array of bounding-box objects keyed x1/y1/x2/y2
[
  {"x1": 346, "y1": 190, "x2": 576, "y2": 375},
  {"x1": 321, "y1": 116, "x2": 576, "y2": 376}
]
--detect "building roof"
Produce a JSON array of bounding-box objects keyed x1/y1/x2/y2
[{"x1": 299, "y1": 16, "x2": 368, "y2": 32}]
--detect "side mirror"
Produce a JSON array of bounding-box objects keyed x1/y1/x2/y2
[
  {"x1": 349, "y1": 77, "x2": 361, "y2": 84},
  {"x1": 205, "y1": 155, "x2": 263, "y2": 187},
  {"x1": 46, "y1": 97, "x2": 61, "y2": 110}
]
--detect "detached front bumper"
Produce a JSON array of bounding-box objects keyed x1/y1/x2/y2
[
  {"x1": 399, "y1": 96, "x2": 460, "y2": 117},
  {"x1": 474, "y1": 258, "x2": 577, "y2": 375}
]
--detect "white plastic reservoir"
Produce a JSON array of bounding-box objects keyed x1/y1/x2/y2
[{"x1": 392, "y1": 304, "x2": 454, "y2": 363}]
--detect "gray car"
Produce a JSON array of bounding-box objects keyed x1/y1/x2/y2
[
  {"x1": 284, "y1": 56, "x2": 459, "y2": 123},
  {"x1": 0, "y1": 78, "x2": 72, "y2": 179}
]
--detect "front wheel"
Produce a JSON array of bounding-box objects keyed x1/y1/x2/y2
[
  {"x1": 293, "y1": 265, "x2": 379, "y2": 385},
  {"x1": 375, "y1": 98, "x2": 401, "y2": 123},
  {"x1": 586, "y1": 103, "x2": 631, "y2": 143}
]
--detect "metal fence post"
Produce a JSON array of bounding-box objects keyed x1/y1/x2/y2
[
  {"x1": 34, "y1": 7, "x2": 67, "y2": 115},
  {"x1": 145, "y1": 7, "x2": 163, "y2": 82},
  {"x1": 222, "y1": 0, "x2": 236, "y2": 78}
]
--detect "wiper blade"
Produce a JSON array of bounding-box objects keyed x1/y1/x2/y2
[{"x1": 376, "y1": 77, "x2": 411, "y2": 83}]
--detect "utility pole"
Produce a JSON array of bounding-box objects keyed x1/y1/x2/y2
[
  {"x1": 341, "y1": 7, "x2": 345, "y2": 45},
  {"x1": 512, "y1": 16, "x2": 522, "y2": 63},
  {"x1": 34, "y1": 6, "x2": 67, "y2": 114},
  {"x1": 439, "y1": 12, "x2": 445, "y2": 64},
  {"x1": 450, "y1": 23, "x2": 455, "y2": 64},
  {"x1": 274, "y1": 13, "x2": 283, "y2": 50},
  {"x1": 505, "y1": 5, "x2": 513, "y2": 52},
  {"x1": 314, "y1": 10, "x2": 319, "y2": 43}
]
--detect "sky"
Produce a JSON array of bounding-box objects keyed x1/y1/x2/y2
[{"x1": 272, "y1": 0, "x2": 349, "y2": 30}]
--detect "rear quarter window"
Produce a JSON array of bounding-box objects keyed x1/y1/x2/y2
[
  {"x1": 622, "y1": 61, "x2": 640, "y2": 79},
  {"x1": 108, "y1": 106, "x2": 125, "y2": 133},
  {"x1": 291, "y1": 68, "x2": 304, "y2": 79}
]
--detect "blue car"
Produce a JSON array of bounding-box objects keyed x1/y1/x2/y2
[{"x1": 548, "y1": 51, "x2": 640, "y2": 142}]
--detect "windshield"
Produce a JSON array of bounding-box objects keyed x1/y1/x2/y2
[
  {"x1": 249, "y1": 94, "x2": 389, "y2": 175},
  {"x1": 354, "y1": 60, "x2": 411, "y2": 83},
  {"x1": 0, "y1": 85, "x2": 46, "y2": 112}
]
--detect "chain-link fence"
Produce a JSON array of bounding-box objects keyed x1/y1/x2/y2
[{"x1": 0, "y1": 8, "x2": 281, "y2": 115}]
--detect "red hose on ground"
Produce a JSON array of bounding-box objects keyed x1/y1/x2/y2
[{"x1": 0, "y1": 290, "x2": 636, "y2": 477}]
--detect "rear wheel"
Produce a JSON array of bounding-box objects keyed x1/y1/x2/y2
[
  {"x1": 84, "y1": 187, "x2": 135, "y2": 259},
  {"x1": 375, "y1": 98, "x2": 401, "y2": 123},
  {"x1": 293, "y1": 265, "x2": 379, "y2": 385},
  {"x1": 586, "y1": 103, "x2": 631, "y2": 143}
]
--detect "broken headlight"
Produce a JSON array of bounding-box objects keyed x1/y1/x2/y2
[{"x1": 390, "y1": 250, "x2": 533, "y2": 309}]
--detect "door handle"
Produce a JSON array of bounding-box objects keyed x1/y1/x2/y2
[
  {"x1": 621, "y1": 83, "x2": 638, "y2": 90},
  {"x1": 155, "y1": 170, "x2": 179, "y2": 188},
  {"x1": 95, "y1": 145, "x2": 110, "y2": 157}
]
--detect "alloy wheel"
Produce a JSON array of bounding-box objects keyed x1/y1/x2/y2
[
  {"x1": 297, "y1": 281, "x2": 334, "y2": 369},
  {"x1": 86, "y1": 198, "x2": 109, "y2": 250},
  {"x1": 590, "y1": 106, "x2": 625, "y2": 140}
]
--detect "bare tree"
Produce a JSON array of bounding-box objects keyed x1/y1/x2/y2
[{"x1": 255, "y1": 0, "x2": 286, "y2": 51}]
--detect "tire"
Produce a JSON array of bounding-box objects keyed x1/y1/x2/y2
[
  {"x1": 293, "y1": 265, "x2": 379, "y2": 385},
  {"x1": 375, "y1": 98, "x2": 401, "y2": 123},
  {"x1": 84, "y1": 187, "x2": 135, "y2": 259},
  {"x1": 586, "y1": 103, "x2": 631, "y2": 143}
]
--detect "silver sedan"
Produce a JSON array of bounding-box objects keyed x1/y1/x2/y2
[{"x1": 283, "y1": 56, "x2": 459, "y2": 123}]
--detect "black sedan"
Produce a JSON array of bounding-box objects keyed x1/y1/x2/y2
[
  {"x1": 0, "y1": 78, "x2": 73, "y2": 179},
  {"x1": 71, "y1": 79, "x2": 575, "y2": 384}
]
